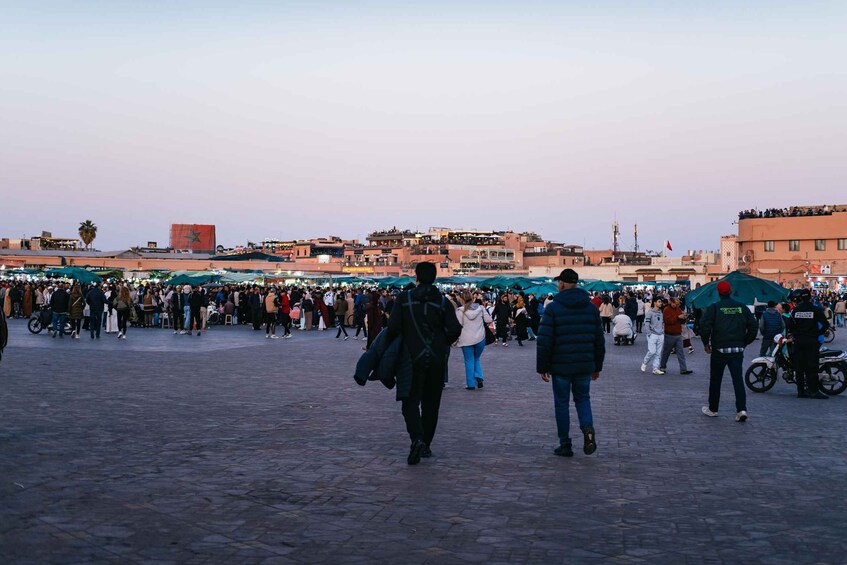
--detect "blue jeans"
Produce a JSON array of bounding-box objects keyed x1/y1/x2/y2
[
  {"x1": 183, "y1": 305, "x2": 191, "y2": 330},
  {"x1": 89, "y1": 312, "x2": 103, "y2": 338},
  {"x1": 708, "y1": 351, "x2": 746, "y2": 413},
  {"x1": 552, "y1": 375, "x2": 593, "y2": 446},
  {"x1": 836, "y1": 313, "x2": 844, "y2": 327},
  {"x1": 51, "y1": 312, "x2": 68, "y2": 336},
  {"x1": 461, "y1": 339, "x2": 486, "y2": 388}
]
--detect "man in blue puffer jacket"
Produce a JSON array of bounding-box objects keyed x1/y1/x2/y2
[{"x1": 537, "y1": 268, "x2": 605, "y2": 458}]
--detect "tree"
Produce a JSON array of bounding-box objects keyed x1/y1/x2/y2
[{"x1": 79, "y1": 220, "x2": 97, "y2": 250}]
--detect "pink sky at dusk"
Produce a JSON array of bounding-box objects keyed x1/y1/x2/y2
[{"x1": 1, "y1": 1, "x2": 845, "y2": 253}]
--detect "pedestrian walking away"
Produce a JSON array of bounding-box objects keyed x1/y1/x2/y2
[
  {"x1": 386, "y1": 262, "x2": 462, "y2": 465},
  {"x1": 536, "y1": 268, "x2": 605, "y2": 458},
  {"x1": 700, "y1": 280, "x2": 758, "y2": 421},
  {"x1": 455, "y1": 291, "x2": 493, "y2": 390}
]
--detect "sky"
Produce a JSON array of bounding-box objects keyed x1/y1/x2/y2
[{"x1": 2, "y1": 1, "x2": 845, "y2": 253}]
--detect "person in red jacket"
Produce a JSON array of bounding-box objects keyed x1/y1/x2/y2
[{"x1": 659, "y1": 296, "x2": 693, "y2": 375}]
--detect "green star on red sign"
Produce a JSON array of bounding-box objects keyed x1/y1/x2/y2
[{"x1": 186, "y1": 229, "x2": 202, "y2": 243}]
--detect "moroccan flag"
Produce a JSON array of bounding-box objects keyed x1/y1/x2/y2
[
  {"x1": 170, "y1": 224, "x2": 216, "y2": 252},
  {"x1": 664, "y1": 240, "x2": 673, "y2": 252}
]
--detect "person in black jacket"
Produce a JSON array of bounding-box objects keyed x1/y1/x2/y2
[
  {"x1": 188, "y1": 288, "x2": 204, "y2": 336},
  {"x1": 85, "y1": 283, "x2": 107, "y2": 339},
  {"x1": 537, "y1": 268, "x2": 605, "y2": 458},
  {"x1": 699, "y1": 281, "x2": 758, "y2": 421},
  {"x1": 787, "y1": 288, "x2": 830, "y2": 399},
  {"x1": 170, "y1": 287, "x2": 187, "y2": 334},
  {"x1": 49, "y1": 283, "x2": 70, "y2": 338},
  {"x1": 386, "y1": 262, "x2": 462, "y2": 465},
  {"x1": 492, "y1": 293, "x2": 513, "y2": 346}
]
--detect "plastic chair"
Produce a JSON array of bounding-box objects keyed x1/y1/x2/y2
[
  {"x1": 224, "y1": 314, "x2": 233, "y2": 326},
  {"x1": 161, "y1": 312, "x2": 172, "y2": 328}
]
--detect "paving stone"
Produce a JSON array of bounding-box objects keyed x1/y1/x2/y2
[{"x1": 1, "y1": 320, "x2": 846, "y2": 562}]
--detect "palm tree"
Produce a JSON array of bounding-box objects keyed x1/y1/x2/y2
[{"x1": 79, "y1": 220, "x2": 97, "y2": 250}]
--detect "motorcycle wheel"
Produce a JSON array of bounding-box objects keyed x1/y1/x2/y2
[
  {"x1": 745, "y1": 363, "x2": 777, "y2": 392},
  {"x1": 824, "y1": 328, "x2": 835, "y2": 344},
  {"x1": 28, "y1": 317, "x2": 43, "y2": 334},
  {"x1": 819, "y1": 363, "x2": 847, "y2": 396}
]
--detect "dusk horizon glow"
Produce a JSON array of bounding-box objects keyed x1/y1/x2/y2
[{"x1": 2, "y1": 1, "x2": 845, "y2": 252}]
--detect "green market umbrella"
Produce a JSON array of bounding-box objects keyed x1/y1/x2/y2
[
  {"x1": 685, "y1": 271, "x2": 790, "y2": 309},
  {"x1": 582, "y1": 281, "x2": 622, "y2": 292},
  {"x1": 43, "y1": 267, "x2": 102, "y2": 284}
]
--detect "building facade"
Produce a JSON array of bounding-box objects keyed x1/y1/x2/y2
[{"x1": 735, "y1": 207, "x2": 847, "y2": 289}]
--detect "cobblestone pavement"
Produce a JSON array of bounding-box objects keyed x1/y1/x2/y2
[{"x1": 1, "y1": 319, "x2": 846, "y2": 564}]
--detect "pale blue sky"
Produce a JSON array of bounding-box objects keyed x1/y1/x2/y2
[{"x1": 2, "y1": 1, "x2": 845, "y2": 252}]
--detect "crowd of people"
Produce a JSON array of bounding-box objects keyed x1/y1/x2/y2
[
  {"x1": 0, "y1": 266, "x2": 843, "y2": 463},
  {"x1": 738, "y1": 205, "x2": 843, "y2": 219}
]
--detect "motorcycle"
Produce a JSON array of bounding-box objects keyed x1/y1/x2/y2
[
  {"x1": 745, "y1": 334, "x2": 847, "y2": 395},
  {"x1": 28, "y1": 306, "x2": 72, "y2": 335}
]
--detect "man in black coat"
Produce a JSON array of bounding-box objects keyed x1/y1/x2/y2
[
  {"x1": 85, "y1": 283, "x2": 107, "y2": 339},
  {"x1": 386, "y1": 262, "x2": 462, "y2": 465},
  {"x1": 49, "y1": 283, "x2": 70, "y2": 338},
  {"x1": 188, "y1": 287, "x2": 204, "y2": 336}
]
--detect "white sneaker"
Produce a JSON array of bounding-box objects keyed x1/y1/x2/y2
[
  {"x1": 640, "y1": 363, "x2": 647, "y2": 372},
  {"x1": 701, "y1": 406, "x2": 718, "y2": 417},
  {"x1": 652, "y1": 368, "x2": 665, "y2": 375},
  {"x1": 736, "y1": 411, "x2": 748, "y2": 422},
  {"x1": 179, "y1": 330, "x2": 186, "y2": 335},
  {"x1": 284, "y1": 334, "x2": 291, "y2": 339},
  {"x1": 266, "y1": 334, "x2": 270, "y2": 339},
  {"x1": 271, "y1": 335, "x2": 280, "y2": 339},
  {"x1": 173, "y1": 330, "x2": 178, "y2": 335},
  {"x1": 117, "y1": 332, "x2": 123, "y2": 339}
]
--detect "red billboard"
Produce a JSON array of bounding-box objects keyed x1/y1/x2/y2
[{"x1": 170, "y1": 224, "x2": 216, "y2": 252}]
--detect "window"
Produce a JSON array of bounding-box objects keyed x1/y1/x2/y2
[
  {"x1": 839, "y1": 238, "x2": 847, "y2": 251},
  {"x1": 789, "y1": 240, "x2": 800, "y2": 252},
  {"x1": 764, "y1": 240, "x2": 774, "y2": 252},
  {"x1": 815, "y1": 239, "x2": 826, "y2": 251}
]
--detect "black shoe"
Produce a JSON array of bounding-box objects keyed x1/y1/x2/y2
[
  {"x1": 681, "y1": 370, "x2": 693, "y2": 375},
  {"x1": 475, "y1": 377, "x2": 484, "y2": 388},
  {"x1": 465, "y1": 386, "x2": 476, "y2": 391},
  {"x1": 421, "y1": 445, "x2": 432, "y2": 458},
  {"x1": 659, "y1": 367, "x2": 667, "y2": 372},
  {"x1": 407, "y1": 440, "x2": 425, "y2": 465},
  {"x1": 582, "y1": 426, "x2": 597, "y2": 455},
  {"x1": 797, "y1": 391, "x2": 810, "y2": 398},
  {"x1": 553, "y1": 444, "x2": 574, "y2": 457},
  {"x1": 810, "y1": 391, "x2": 830, "y2": 399}
]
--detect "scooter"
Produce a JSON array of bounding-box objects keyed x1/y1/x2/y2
[
  {"x1": 28, "y1": 306, "x2": 72, "y2": 335},
  {"x1": 744, "y1": 334, "x2": 846, "y2": 395}
]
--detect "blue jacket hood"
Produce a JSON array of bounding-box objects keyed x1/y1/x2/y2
[{"x1": 553, "y1": 287, "x2": 592, "y2": 309}]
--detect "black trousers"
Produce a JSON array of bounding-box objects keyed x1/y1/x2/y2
[
  {"x1": 793, "y1": 344, "x2": 821, "y2": 394},
  {"x1": 190, "y1": 309, "x2": 202, "y2": 332},
  {"x1": 335, "y1": 315, "x2": 348, "y2": 337},
  {"x1": 402, "y1": 363, "x2": 445, "y2": 446},
  {"x1": 251, "y1": 307, "x2": 262, "y2": 330}
]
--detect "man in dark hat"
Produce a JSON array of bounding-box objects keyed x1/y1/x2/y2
[
  {"x1": 537, "y1": 268, "x2": 605, "y2": 457},
  {"x1": 700, "y1": 280, "x2": 758, "y2": 421},
  {"x1": 787, "y1": 288, "x2": 830, "y2": 399}
]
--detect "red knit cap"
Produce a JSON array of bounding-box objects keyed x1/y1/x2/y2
[{"x1": 717, "y1": 281, "x2": 731, "y2": 295}]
